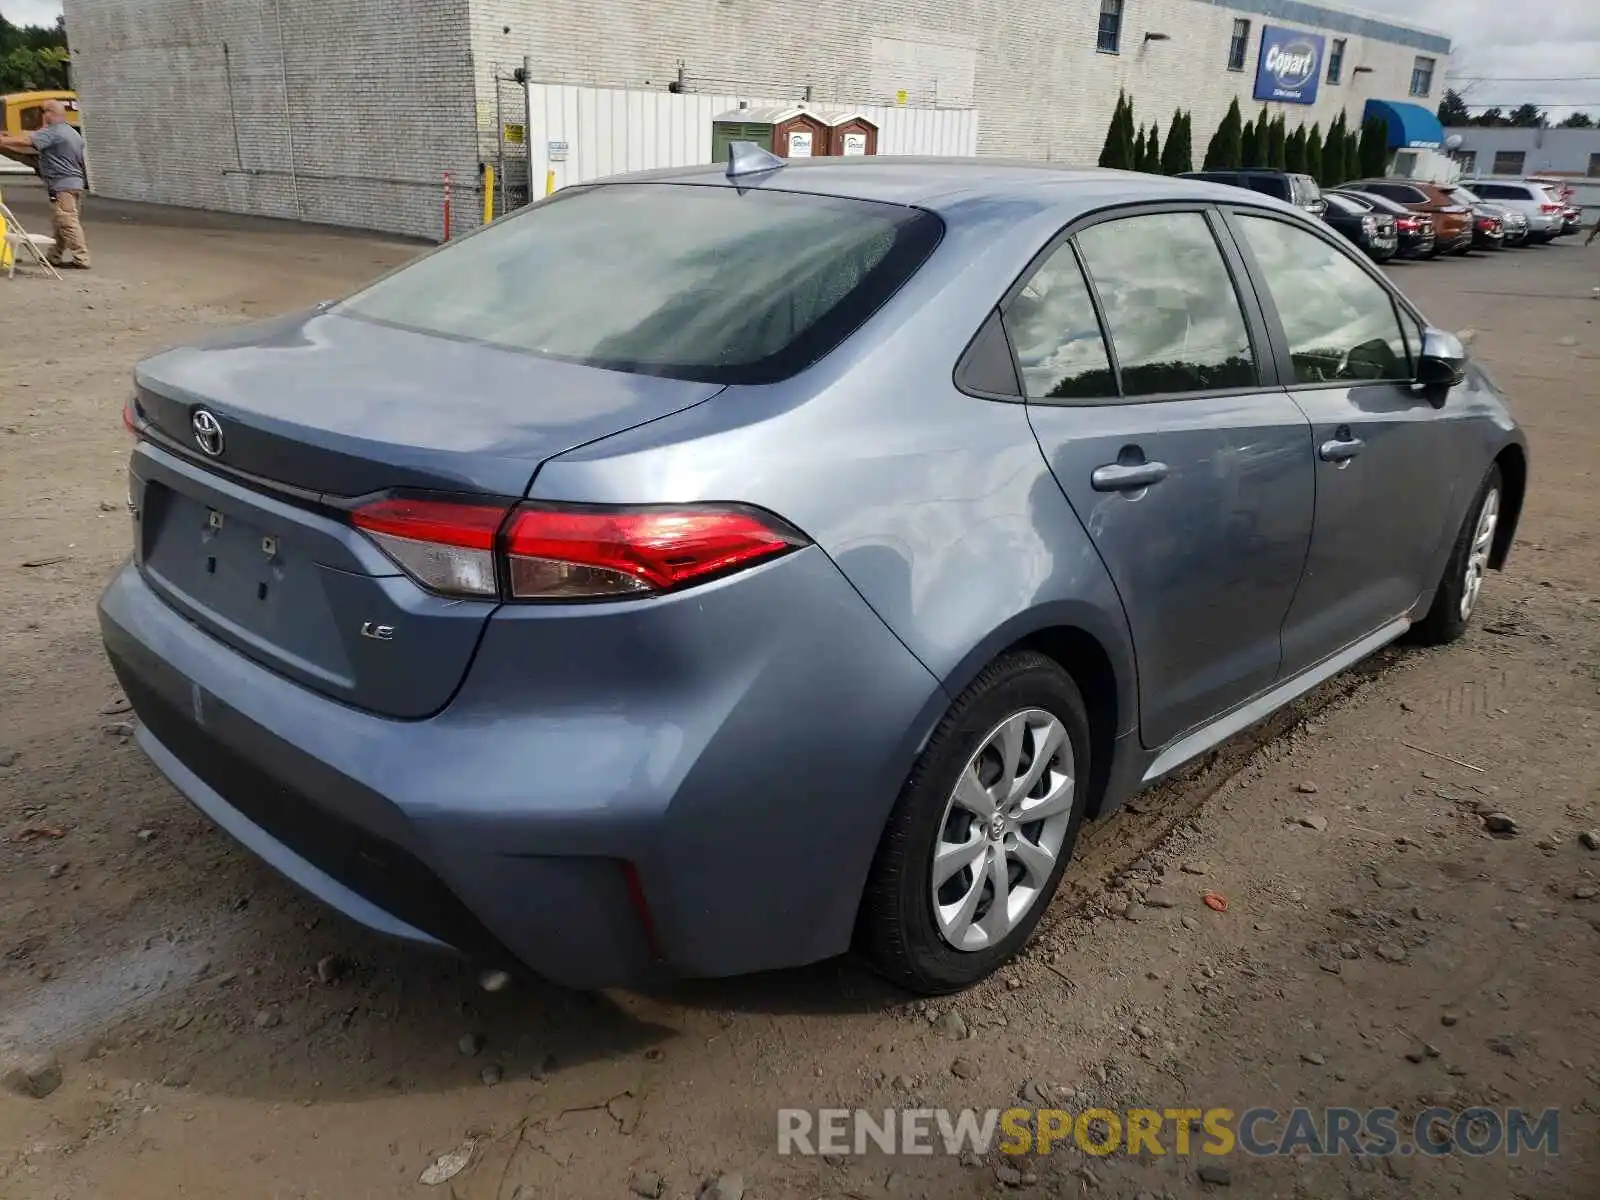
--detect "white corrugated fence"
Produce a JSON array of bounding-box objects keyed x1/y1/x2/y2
[{"x1": 520, "y1": 84, "x2": 979, "y2": 195}]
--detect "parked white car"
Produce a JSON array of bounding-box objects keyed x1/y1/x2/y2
[{"x1": 1458, "y1": 179, "x2": 1567, "y2": 242}]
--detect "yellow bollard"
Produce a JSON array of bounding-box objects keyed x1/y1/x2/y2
[
  {"x1": 482, "y1": 164, "x2": 495, "y2": 224},
  {"x1": 546, "y1": 170, "x2": 556, "y2": 197}
]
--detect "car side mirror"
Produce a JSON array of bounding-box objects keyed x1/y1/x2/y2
[{"x1": 1416, "y1": 327, "x2": 1466, "y2": 407}]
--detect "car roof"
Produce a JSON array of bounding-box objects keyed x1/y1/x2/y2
[{"x1": 583, "y1": 157, "x2": 1304, "y2": 221}]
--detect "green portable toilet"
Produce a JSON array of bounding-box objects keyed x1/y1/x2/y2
[{"x1": 710, "y1": 104, "x2": 832, "y2": 163}]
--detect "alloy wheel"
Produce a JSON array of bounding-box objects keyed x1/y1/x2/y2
[
  {"x1": 1460, "y1": 487, "x2": 1500, "y2": 621},
  {"x1": 930, "y1": 708, "x2": 1076, "y2": 952}
]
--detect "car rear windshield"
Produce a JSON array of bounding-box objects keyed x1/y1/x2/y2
[
  {"x1": 334, "y1": 183, "x2": 943, "y2": 385},
  {"x1": 1245, "y1": 176, "x2": 1292, "y2": 201}
]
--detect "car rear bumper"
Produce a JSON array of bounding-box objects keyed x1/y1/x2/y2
[{"x1": 100, "y1": 545, "x2": 946, "y2": 988}]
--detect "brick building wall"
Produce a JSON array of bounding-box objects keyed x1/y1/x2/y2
[
  {"x1": 468, "y1": 0, "x2": 1449, "y2": 165},
  {"x1": 64, "y1": 0, "x2": 1448, "y2": 239},
  {"x1": 63, "y1": 0, "x2": 478, "y2": 240}
]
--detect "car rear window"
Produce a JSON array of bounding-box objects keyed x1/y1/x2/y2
[
  {"x1": 1246, "y1": 176, "x2": 1292, "y2": 201},
  {"x1": 335, "y1": 183, "x2": 943, "y2": 385}
]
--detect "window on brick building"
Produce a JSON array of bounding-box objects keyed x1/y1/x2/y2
[
  {"x1": 1327, "y1": 39, "x2": 1345, "y2": 84},
  {"x1": 1492, "y1": 150, "x2": 1526, "y2": 175},
  {"x1": 1410, "y1": 56, "x2": 1435, "y2": 97},
  {"x1": 1228, "y1": 20, "x2": 1251, "y2": 71},
  {"x1": 1098, "y1": 0, "x2": 1124, "y2": 54}
]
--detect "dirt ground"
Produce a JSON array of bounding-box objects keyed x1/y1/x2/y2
[{"x1": 1, "y1": 179, "x2": 1598, "y2": 1200}]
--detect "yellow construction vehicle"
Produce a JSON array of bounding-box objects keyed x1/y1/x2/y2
[{"x1": 1, "y1": 90, "x2": 81, "y2": 171}]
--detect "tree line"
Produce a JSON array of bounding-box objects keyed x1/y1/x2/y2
[
  {"x1": 1436, "y1": 89, "x2": 1594, "y2": 130},
  {"x1": 0, "y1": 14, "x2": 69, "y2": 93},
  {"x1": 1098, "y1": 93, "x2": 1390, "y2": 185}
]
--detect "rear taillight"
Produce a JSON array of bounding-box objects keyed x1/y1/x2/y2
[
  {"x1": 352, "y1": 497, "x2": 505, "y2": 597},
  {"x1": 1540, "y1": 202, "x2": 1562, "y2": 213},
  {"x1": 351, "y1": 496, "x2": 807, "y2": 602},
  {"x1": 122, "y1": 398, "x2": 137, "y2": 436},
  {"x1": 503, "y1": 504, "x2": 807, "y2": 599}
]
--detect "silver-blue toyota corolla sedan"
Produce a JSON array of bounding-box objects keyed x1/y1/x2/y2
[{"x1": 100, "y1": 151, "x2": 1527, "y2": 994}]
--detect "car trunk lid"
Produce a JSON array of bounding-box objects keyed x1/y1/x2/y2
[{"x1": 130, "y1": 310, "x2": 724, "y2": 718}]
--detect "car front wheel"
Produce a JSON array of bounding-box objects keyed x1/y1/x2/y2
[{"x1": 858, "y1": 651, "x2": 1091, "y2": 994}]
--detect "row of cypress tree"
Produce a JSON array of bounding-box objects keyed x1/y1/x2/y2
[
  {"x1": 1099, "y1": 92, "x2": 1391, "y2": 185},
  {"x1": 1097, "y1": 91, "x2": 1195, "y2": 175}
]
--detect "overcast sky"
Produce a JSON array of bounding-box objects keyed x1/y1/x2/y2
[{"x1": 2, "y1": 0, "x2": 1596, "y2": 118}]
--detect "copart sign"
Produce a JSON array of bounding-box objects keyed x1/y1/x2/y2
[{"x1": 1253, "y1": 26, "x2": 1326, "y2": 105}]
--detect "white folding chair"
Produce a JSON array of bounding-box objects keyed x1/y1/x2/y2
[{"x1": 0, "y1": 197, "x2": 62, "y2": 281}]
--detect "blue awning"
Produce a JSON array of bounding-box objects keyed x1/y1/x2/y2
[{"x1": 1363, "y1": 99, "x2": 1444, "y2": 150}]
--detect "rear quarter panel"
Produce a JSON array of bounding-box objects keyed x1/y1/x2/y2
[{"x1": 528, "y1": 195, "x2": 1141, "y2": 736}]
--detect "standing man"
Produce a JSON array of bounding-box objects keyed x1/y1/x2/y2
[{"x1": 0, "y1": 100, "x2": 91, "y2": 269}]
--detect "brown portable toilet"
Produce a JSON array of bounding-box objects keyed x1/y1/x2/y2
[
  {"x1": 710, "y1": 104, "x2": 831, "y2": 161},
  {"x1": 823, "y1": 111, "x2": 879, "y2": 157}
]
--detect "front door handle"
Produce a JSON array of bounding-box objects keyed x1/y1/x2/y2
[
  {"x1": 1091, "y1": 461, "x2": 1170, "y2": 492},
  {"x1": 1318, "y1": 435, "x2": 1364, "y2": 464}
]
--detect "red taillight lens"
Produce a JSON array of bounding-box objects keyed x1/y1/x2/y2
[
  {"x1": 504, "y1": 504, "x2": 806, "y2": 599},
  {"x1": 351, "y1": 497, "x2": 807, "y2": 601},
  {"x1": 1540, "y1": 202, "x2": 1562, "y2": 213},
  {"x1": 352, "y1": 497, "x2": 508, "y2": 597},
  {"x1": 122, "y1": 398, "x2": 137, "y2": 436},
  {"x1": 1397, "y1": 217, "x2": 1418, "y2": 231}
]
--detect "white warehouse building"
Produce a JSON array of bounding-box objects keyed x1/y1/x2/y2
[{"x1": 62, "y1": 0, "x2": 1450, "y2": 240}]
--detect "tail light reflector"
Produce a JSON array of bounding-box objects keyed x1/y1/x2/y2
[
  {"x1": 350, "y1": 497, "x2": 807, "y2": 602},
  {"x1": 122, "y1": 398, "x2": 138, "y2": 436},
  {"x1": 504, "y1": 504, "x2": 806, "y2": 599},
  {"x1": 352, "y1": 497, "x2": 506, "y2": 597}
]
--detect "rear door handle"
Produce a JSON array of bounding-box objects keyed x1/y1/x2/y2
[
  {"x1": 1091, "y1": 461, "x2": 1170, "y2": 492},
  {"x1": 1319, "y1": 436, "x2": 1364, "y2": 464}
]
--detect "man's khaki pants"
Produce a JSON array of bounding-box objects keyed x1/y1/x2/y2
[{"x1": 49, "y1": 189, "x2": 90, "y2": 268}]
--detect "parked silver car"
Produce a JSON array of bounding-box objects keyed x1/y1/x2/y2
[
  {"x1": 1449, "y1": 186, "x2": 1529, "y2": 247},
  {"x1": 101, "y1": 154, "x2": 1528, "y2": 994},
  {"x1": 1459, "y1": 179, "x2": 1567, "y2": 242}
]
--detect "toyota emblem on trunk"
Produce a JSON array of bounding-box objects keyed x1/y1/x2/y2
[{"x1": 192, "y1": 409, "x2": 225, "y2": 457}]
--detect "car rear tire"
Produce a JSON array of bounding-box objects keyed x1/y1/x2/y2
[
  {"x1": 858, "y1": 651, "x2": 1092, "y2": 994},
  {"x1": 1411, "y1": 465, "x2": 1502, "y2": 646}
]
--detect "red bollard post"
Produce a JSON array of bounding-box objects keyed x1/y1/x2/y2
[{"x1": 443, "y1": 171, "x2": 453, "y2": 242}]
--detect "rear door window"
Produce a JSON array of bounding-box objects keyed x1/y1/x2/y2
[
  {"x1": 1473, "y1": 183, "x2": 1525, "y2": 201},
  {"x1": 1234, "y1": 214, "x2": 1411, "y2": 384},
  {"x1": 1075, "y1": 211, "x2": 1257, "y2": 396},
  {"x1": 1002, "y1": 243, "x2": 1116, "y2": 401},
  {"x1": 336, "y1": 183, "x2": 943, "y2": 385}
]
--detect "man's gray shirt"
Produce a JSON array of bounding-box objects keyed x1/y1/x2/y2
[{"x1": 29, "y1": 123, "x2": 86, "y2": 193}]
